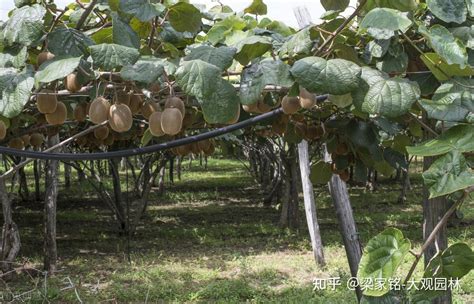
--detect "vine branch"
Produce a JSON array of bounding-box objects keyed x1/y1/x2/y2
[{"x1": 75, "y1": 0, "x2": 98, "y2": 30}]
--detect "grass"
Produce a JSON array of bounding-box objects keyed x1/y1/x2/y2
[{"x1": 1, "y1": 158, "x2": 473, "y2": 303}]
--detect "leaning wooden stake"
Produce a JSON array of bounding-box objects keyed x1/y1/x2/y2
[{"x1": 297, "y1": 140, "x2": 326, "y2": 266}]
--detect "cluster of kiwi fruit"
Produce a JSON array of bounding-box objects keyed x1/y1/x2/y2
[
  {"x1": 171, "y1": 139, "x2": 215, "y2": 156},
  {"x1": 330, "y1": 142, "x2": 353, "y2": 182},
  {"x1": 148, "y1": 96, "x2": 186, "y2": 137},
  {"x1": 7, "y1": 133, "x2": 44, "y2": 150},
  {"x1": 37, "y1": 89, "x2": 68, "y2": 126}
]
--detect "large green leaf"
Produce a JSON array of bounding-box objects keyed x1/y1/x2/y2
[
  {"x1": 407, "y1": 124, "x2": 474, "y2": 156},
  {"x1": 321, "y1": 0, "x2": 350, "y2": 11},
  {"x1": 361, "y1": 77, "x2": 420, "y2": 117},
  {"x1": 352, "y1": 67, "x2": 388, "y2": 111},
  {"x1": 184, "y1": 45, "x2": 236, "y2": 71},
  {"x1": 279, "y1": 27, "x2": 315, "y2": 57},
  {"x1": 244, "y1": 0, "x2": 267, "y2": 15},
  {"x1": 423, "y1": 150, "x2": 474, "y2": 198},
  {"x1": 207, "y1": 15, "x2": 247, "y2": 45},
  {"x1": 112, "y1": 12, "x2": 140, "y2": 49},
  {"x1": 234, "y1": 36, "x2": 273, "y2": 66},
  {"x1": 421, "y1": 25, "x2": 468, "y2": 68},
  {"x1": 89, "y1": 43, "x2": 140, "y2": 70},
  {"x1": 427, "y1": 0, "x2": 467, "y2": 24},
  {"x1": 376, "y1": 44, "x2": 408, "y2": 74},
  {"x1": 420, "y1": 79, "x2": 474, "y2": 122},
  {"x1": 0, "y1": 45, "x2": 27, "y2": 68},
  {"x1": 120, "y1": 57, "x2": 165, "y2": 84},
  {"x1": 310, "y1": 160, "x2": 333, "y2": 184},
  {"x1": 373, "y1": 0, "x2": 418, "y2": 11},
  {"x1": 47, "y1": 27, "x2": 95, "y2": 57},
  {"x1": 34, "y1": 56, "x2": 82, "y2": 87},
  {"x1": 168, "y1": 2, "x2": 202, "y2": 33},
  {"x1": 421, "y1": 53, "x2": 474, "y2": 81},
  {"x1": 1, "y1": 4, "x2": 46, "y2": 46},
  {"x1": 357, "y1": 228, "x2": 411, "y2": 297},
  {"x1": 291, "y1": 57, "x2": 361, "y2": 95},
  {"x1": 175, "y1": 59, "x2": 222, "y2": 99},
  {"x1": 360, "y1": 8, "x2": 412, "y2": 40},
  {"x1": 0, "y1": 66, "x2": 34, "y2": 118},
  {"x1": 240, "y1": 58, "x2": 294, "y2": 105},
  {"x1": 198, "y1": 79, "x2": 240, "y2": 124},
  {"x1": 119, "y1": 0, "x2": 165, "y2": 22}
]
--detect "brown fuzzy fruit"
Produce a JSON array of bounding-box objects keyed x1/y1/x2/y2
[
  {"x1": 190, "y1": 142, "x2": 200, "y2": 155},
  {"x1": 271, "y1": 120, "x2": 287, "y2": 135},
  {"x1": 115, "y1": 91, "x2": 131, "y2": 106},
  {"x1": 8, "y1": 137, "x2": 24, "y2": 150},
  {"x1": 299, "y1": 88, "x2": 316, "y2": 109},
  {"x1": 89, "y1": 97, "x2": 111, "y2": 124},
  {"x1": 164, "y1": 97, "x2": 185, "y2": 116},
  {"x1": 242, "y1": 102, "x2": 259, "y2": 113},
  {"x1": 227, "y1": 106, "x2": 240, "y2": 124},
  {"x1": 141, "y1": 102, "x2": 159, "y2": 120},
  {"x1": 46, "y1": 102, "x2": 67, "y2": 125},
  {"x1": 37, "y1": 51, "x2": 55, "y2": 66},
  {"x1": 182, "y1": 112, "x2": 195, "y2": 129},
  {"x1": 65, "y1": 73, "x2": 81, "y2": 93},
  {"x1": 281, "y1": 95, "x2": 301, "y2": 114},
  {"x1": 161, "y1": 108, "x2": 183, "y2": 136},
  {"x1": 30, "y1": 133, "x2": 44, "y2": 147},
  {"x1": 257, "y1": 100, "x2": 272, "y2": 113},
  {"x1": 149, "y1": 83, "x2": 161, "y2": 93},
  {"x1": 197, "y1": 139, "x2": 211, "y2": 152},
  {"x1": 0, "y1": 121, "x2": 6, "y2": 140},
  {"x1": 203, "y1": 142, "x2": 215, "y2": 156},
  {"x1": 109, "y1": 104, "x2": 133, "y2": 133},
  {"x1": 37, "y1": 89, "x2": 58, "y2": 114},
  {"x1": 335, "y1": 143, "x2": 349, "y2": 155},
  {"x1": 149, "y1": 111, "x2": 165, "y2": 137},
  {"x1": 305, "y1": 125, "x2": 323, "y2": 140},
  {"x1": 294, "y1": 122, "x2": 307, "y2": 138},
  {"x1": 339, "y1": 170, "x2": 350, "y2": 182},
  {"x1": 21, "y1": 134, "x2": 31, "y2": 146},
  {"x1": 74, "y1": 103, "x2": 87, "y2": 122},
  {"x1": 176, "y1": 144, "x2": 188, "y2": 156},
  {"x1": 104, "y1": 133, "x2": 115, "y2": 146},
  {"x1": 94, "y1": 126, "x2": 110, "y2": 140},
  {"x1": 129, "y1": 94, "x2": 143, "y2": 114}
]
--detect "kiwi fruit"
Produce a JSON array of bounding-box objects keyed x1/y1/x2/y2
[
  {"x1": 89, "y1": 97, "x2": 111, "y2": 124},
  {"x1": 46, "y1": 102, "x2": 67, "y2": 125},
  {"x1": 141, "y1": 102, "x2": 159, "y2": 120},
  {"x1": 129, "y1": 94, "x2": 143, "y2": 114},
  {"x1": 227, "y1": 106, "x2": 240, "y2": 124},
  {"x1": 242, "y1": 102, "x2": 259, "y2": 113},
  {"x1": 104, "y1": 133, "x2": 115, "y2": 146},
  {"x1": 197, "y1": 139, "x2": 211, "y2": 152},
  {"x1": 182, "y1": 111, "x2": 195, "y2": 129},
  {"x1": 281, "y1": 95, "x2": 301, "y2": 114},
  {"x1": 305, "y1": 125, "x2": 323, "y2": 140},
  {"x1": 335, "y1": 143, "x2": 349, "y2": 155},
  {"x1": 30, "y1": 133, "x2": 44, "y2": 147},
  {"x1": 149, "y1": 83, "x2": 161, "y2": 93},
  {"x1": 339, "y1": 170, "x2": 350, "y2": 182},
  {"x1": 176, "y1": 144, "x2": 188, "y2": 156},
  {"x1": 65, "y1": 73, "x2": 81, "y2": 93},
  {"x1": 164, "y1": 97, "x2": 185, "y2": 116},
  {"x1": 37, "y1": 51, "x2": 55, "y2": 66},
  {"x1": 21, "y1": 134, "x2": 31, "y2": 146},
  {"x1": 109, "y1": 104, "x2": 133, "y2": 133},
  {"x1": 257, "y1": 100, "x2": 272, "y2": 113},
  {"x1": 37, "y1": 89, "x2": 58, "y2": 114},
  {"x1": 115, "y1": 91, "x2": 131, "y2": 106},
  {"x1": 190, "y1": 142, "x2": 200, "y2": 155},
  {"x1": 74, "y1": 103, "x2": 87, "y2": 122},
  {"x1": 148, "y1": 111, "x2": 165, "y2": 137},
  {"x1": 203, "y1": 142, "x2": 215, "y2": 156},
  {"x1": 94, "y1": 126, "x2": 110, "y2": 140},
  {"x1": 161, "y1": 108, "x2": 183, "y2": 135},
  {"x1": 299, "y1": 87, "x2": 316, "y2": 109},
  {"x1": 271, "y1": 120, "x2": 287, "y2": 135},
  {"x1": 8, "y1": 137, "x2": 24, "y2": 150},
  {"x1": 0, "y1": 121, "x2": 7, "y2": 140}
]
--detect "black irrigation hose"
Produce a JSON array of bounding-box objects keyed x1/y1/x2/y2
[{"x1": 0, "y1": 95, "x2": 328, "y2": 161}]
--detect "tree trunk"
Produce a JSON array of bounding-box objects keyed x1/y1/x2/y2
[
  {"x1": 279, "y1": 144, "x2": 299, "y2": 229},
  {"x1": 298, "y1": 140, "x2": 326, "y2": 266},
  {"x1": 34, "y1": 160, "x2": 41, "y2": 201},
  {"x1": 110, "y1": 158, "x2": 126, "y2": 231},
  {"x1": 64, "y1": 163, "x2": 71, "y2": 189},
  {"x1": 44, "y1": 134, "x2": 59, "y2": 273},
  {"x1": 0, "y1": 178, "x2": 21, "y2": 275}
]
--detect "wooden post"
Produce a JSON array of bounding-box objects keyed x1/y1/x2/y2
[{"x1": 298, "y1": 140, "x2": 326, "y2": 266}]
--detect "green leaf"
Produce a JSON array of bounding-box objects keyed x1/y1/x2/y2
[
  {"x1": 120, "y1": 57, "x2": 165, "y2": 84},
  {"x1": 90, "y1": 27, "x2": 113, "y2": 44},
  {"x1": 119, "y1": 0, "x2": 165, "y2": 22},
  {"x1": 34, "y1": 56, "x2": 82, "y2": 87},
  {"x1": 279, "y1": 27, "x2": 315, "y2": 57},
  {"x1": 0, "y1": 45, "x2": 27, "y2": 68},
  {"x1": 360, "y1": 8, "x2": 412, "y2": 39},
  {"x1": 198, "y1": 79, "x2": 240, "y2": 124},
  {"x1": 48, "y1": 26, "x2": 95, "y2": 57},
  {"x1": 357, "y1": 228, "x2": 411, "y2": 297},
  {"x1": 234, "y1": 36, "x2": 273, "y2": 66},
  {"x1": 141, "y1": 128, "x2": 153, "y2": 146},
  {"x1": 427, "y1": 0, "x2": 467, "y2": 24},
  {"x1": 310, "y1": 160, "x2": 333, "y2": 184},
  {"x1": 407, "y1": 124, "x2": 474, "y2": 156},
  {"x1": 362, "y1": 77, "x2": 420, "y2": 117},
  {"x1": 184, "y1": 45, "x2": 236, "y2": 71},
  {"x1": 244, "y1": 0, "x2": 267, "y2": 15},
  {"x1": 112, "y1": 12, "x2": 140, "y2": 49},
  {"x1": 0, "y1": 66, "x2": 34, "y2": 118},
  {"x1": 291, "y1": 57, "x2": 361, "y2": 95},
  {"x1": 420, "y1": 79, "x2": 474, "y2": 122},
  {"x1": 207, "y1": 15, "x2": 247, "y2": 45},
  {"x1": 352, "y1": 66, "x2": 388, "y2": 111},
  {"x1": 423, "y1": 150, "x2": 474, "y2": 198},
  {"x1": 421, "y1": 25, "x2": 468, "y2": 68},
  {"x1": 168, "y1": 2, "x2": 202, "y2": 33},
  {"x1": 425, "y1": 243, "x2": 474, "y2": 279},
  {"x1": 328, "y1": 94, "x2": 352, "y2": 108},
  {"x1": 376, "y1": 45, "x2": 408, "y2": 74},
  {"x1": 89, "y1": 43, "x2": 140, "y2": 70},
  {"x1": 175, "y1": 59, "x2": 222, "y2": 99},
  {"x1": 373, "y1": 0, "x2": 418, "y2": 12},
  {"x1": 1, "y1": 4, "x2": 46, "y2": 46},
  {"x1": 240, "y1": 58, "x2": 294, "y2": 105},
  {"x1": 421, "y1": 53, "x2": 474, "y2": 81},
  {"x1": 321, "y1": 0, "x2": 350, "y2": 11}
]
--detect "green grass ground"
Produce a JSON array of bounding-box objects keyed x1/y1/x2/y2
[{"x1": 1, "y1": 158, "x2": 473, "y2": 303}]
